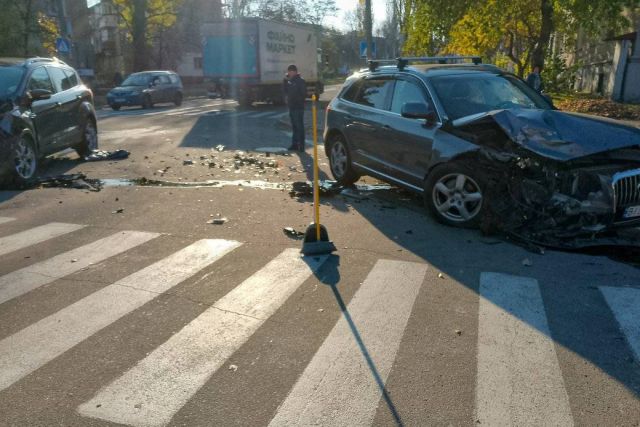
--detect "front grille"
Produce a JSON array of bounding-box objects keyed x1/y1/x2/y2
[{"x1": 613, "y1": 168, "x2": 640, "y2": 209}]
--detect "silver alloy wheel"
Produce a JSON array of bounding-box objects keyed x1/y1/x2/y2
[
  {"x1": 432, "y1": 172, "x2": 483, "y2": 223},
  {"x1": 330, "y1": 139, "x2": 348, "y2": 178},
  {"x1": 14, "y1": 138, "x2": 37, "y2": 179},
  {"x1": 85, "y1": 121, "x2": 98, "y2": 151}
]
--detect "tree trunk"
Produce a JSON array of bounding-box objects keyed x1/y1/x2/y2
[
  {"x1": 132, "y1": 0, "x2": 148, "y2": 71},
  {"x1": 531, "y1": 0, "x2": 553, "y2": 69}
]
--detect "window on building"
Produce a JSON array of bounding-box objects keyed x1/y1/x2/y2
[{"x1": 194, "y1": 57, "x2": 203, "y2": 70}]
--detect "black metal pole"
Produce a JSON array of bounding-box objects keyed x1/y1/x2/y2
[{"x1": 365, "y1": 0, "x2": 373, "y2": 59}]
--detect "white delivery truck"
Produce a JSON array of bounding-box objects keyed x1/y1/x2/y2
[{"x1": 201, "y1": 18, "x2": 324, "y2": 106}]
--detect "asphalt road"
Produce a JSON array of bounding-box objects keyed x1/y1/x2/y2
[{"x1": 0, "y1": 88, "x2": 639, "y2": 426}]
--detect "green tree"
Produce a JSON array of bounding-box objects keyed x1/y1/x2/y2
[
  {"x1": 113, "y1": 0, "x2": 183, "y2": 71},
  {"x1": 401, "y1": 0, "x2": 472, "y2": 55},
  {"x1": 0, "y1": 0, "x2": 60, "y2": 58}
]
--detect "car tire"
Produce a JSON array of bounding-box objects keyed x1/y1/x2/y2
[
  {"x1": 75, "y1": 118, "x2": 98, "y2": 158},
  {"x1": 11, "y1": 134, "x2": 38, "y2": 185},
  {"x1": 424, "y1": 162, "x2": 486, "y2": 228},
  {"x1": 142, "y1": 95, "x2": 153, "y2": 109},
  {"x1": 110, "y1": 104, "x2": 121, "y2": 111},
  {"x1": 327, "y1": 133, "x2": 360, "y2": 186},
  {"x1": 174, "y1": 93, "x2": 183, "y2": 106}
]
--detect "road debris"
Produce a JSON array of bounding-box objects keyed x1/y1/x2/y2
[
  {"x1": 215, "y1": 145, "x2": 225, "y2": 152},
  {"x1": 455, "y1": 329, "x2": 463, "y2": 336},
  {"x1": 112, "y1": 208, "x2": 124, "y2": 214},
  {"x1": 36, "y1": 174, "x2": 102, "y2": 192},
  {"x1": 228, "y1": 364, "x2": 238, "y2": 372},
  {"x1": 83, "y1": 149, "x2": 130, "y2": 162},
  {"x1": 283, "y1": 227, "x2": 305, "y2": 239},
  {"x1": 438, "y1": 273, "x2": 445, "y2": 279},
  {"x1": 207, "y1": 217, "x2": 228, "y2": 225}
]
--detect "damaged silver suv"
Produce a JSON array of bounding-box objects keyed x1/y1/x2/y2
[{"x1": 324, "y1": 57, "x2": 640, "y2": 246}]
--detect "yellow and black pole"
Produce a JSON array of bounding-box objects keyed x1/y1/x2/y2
[{"x1": 301, "y1": 94, "x2": 337, "y2": 256}]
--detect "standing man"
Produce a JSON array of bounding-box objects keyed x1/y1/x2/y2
[
  {"x1": 526, "y1": 65, "x2": 544, "y2": 93},
  {"x1": 284, "y1": 64, "x2": 306, "y2": 152}
]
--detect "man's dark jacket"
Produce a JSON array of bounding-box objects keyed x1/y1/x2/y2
[{"x1": 284, "y1": 75, "x2": 306, "y2": 110}]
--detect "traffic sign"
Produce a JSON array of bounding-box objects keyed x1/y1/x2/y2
[
  {"x1": 359, "y1": 40, "x2": 377, "y2": 58},
  {"x1": 56, "y1": 38, "x2": 70, "y2": 54}
]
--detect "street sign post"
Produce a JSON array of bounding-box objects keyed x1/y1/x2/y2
[
  {"x1": 359, "y1": 41, "x2": 377, "y2": 59},
  {"x1": 56, "y1": 38, "x2": 71, "y2": 54}
]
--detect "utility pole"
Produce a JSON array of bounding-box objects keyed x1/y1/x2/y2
[{"x1": 364, "y1": 0, "x2": 373, "y2": 59}]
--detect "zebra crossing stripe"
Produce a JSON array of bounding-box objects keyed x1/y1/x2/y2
[
  {"x1": 0, "y1": 239, "x2": 240, "y2": 392},
  {"x1": 600, "y1": 287, "x2": 640, "y2": 361},
  {"x1": 0, "y1": 231, "x2": 160, "y2": 306},
  {"x1": 78, "y1": 248, "x2": 328, "y2": 427},
  {"x1": 268, "y1": 259, "x2": 426, "y2": 426},
  {"x1": 183, "y1": 109, "x2": 220, "y2": 117},
  {"x1": 0, "y1": 223, "x2": 85, "y2": 257},
  {"x1": 0, "y1": 217, "x2": 14, "y2": 225},
  {"x1": 476, "y1": 273, "x2": 574, "y2": 426}
]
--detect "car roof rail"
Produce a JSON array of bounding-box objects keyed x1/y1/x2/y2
[
  {"x1": 368, "y1": 56, "x2": 482, "y2": 71},
  {"x1": 25, "y1": 57, "x2": 68, "y2": 66}
]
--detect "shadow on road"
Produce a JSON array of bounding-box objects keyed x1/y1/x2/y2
[{"x1": 297, "y1": 180, "x2": 640, "y2": 407}]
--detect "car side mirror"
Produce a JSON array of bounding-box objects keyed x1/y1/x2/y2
[
  {"x1": 401, "y1": 102, "x2": 438, "y2": 125},
  {"x1": 21, "y1": 89, "x2": 52, "y2": 107}
]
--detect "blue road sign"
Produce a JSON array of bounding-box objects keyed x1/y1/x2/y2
[
  {"x1": 359, "y1": 41, "x2": 377, "y2": 58},
  {"x1": 56, "y1": 38, "x2": 70, "y2": 54}
]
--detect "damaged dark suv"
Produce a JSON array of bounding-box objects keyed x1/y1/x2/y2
[{"x1": 324, "y1": 57, "x2": 640, "y2": 246}]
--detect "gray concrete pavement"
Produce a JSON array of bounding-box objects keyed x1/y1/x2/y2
[{"x1": 0, "y1": 97, "x2": 639, "y2": 426}]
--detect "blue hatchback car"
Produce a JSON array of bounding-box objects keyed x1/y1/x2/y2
[{"x1": 107, "y1": 71, "x2": 183, "y2": 110}]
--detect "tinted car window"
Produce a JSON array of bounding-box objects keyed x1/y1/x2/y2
[
  {"x1": 430, "y1": 73, "x2": 550, "y2": 120},
  {"x1": 122, "y1": 74, "x2": 150, "y2": 86},
  {"x1": 63, "y1": 68, "x2": 79, "y2": 87},
  {"x1": 391, "y1": 79, "x2": 430, "y2": 115},
  {"x1": 48, "y1": 66, "x2": 72, "y2": 92},
  {"x1": 0, "y1": 66, "x2": 24, "y2": 101},
  {"x1": 341, "y1": 79, "x2": 362, "y2": 102},
  {"x1": 28, "y1": 67, "x2": 54, "y2": 92},
  {"x1": 158, "y1": 75, "x2": 171, "y2": 84},
  {"x1": 353, "y1": 78, "x2": 394, "y2": 110},
  {"x1": 169, "y1": 74, "x2": 179, "y2": 84}
]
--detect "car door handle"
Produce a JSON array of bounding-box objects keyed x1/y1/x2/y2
[{"x1": 382, "y1": 124, "x2": 395, "y2": 131}]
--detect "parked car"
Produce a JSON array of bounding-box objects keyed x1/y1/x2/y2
[
  {"x1": 0, "y1": 57, "x2": 97, "y2": 184},
  {"x1": 324, "y1": 57, "x2": 640, "y2": 246},
  {"x1": 107, "y1": 71, "x2": 183, "y2": 110}
]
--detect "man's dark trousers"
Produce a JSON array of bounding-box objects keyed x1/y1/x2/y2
[{"x1": 290, "y1": 108, "x2": 305, "y2": 151}]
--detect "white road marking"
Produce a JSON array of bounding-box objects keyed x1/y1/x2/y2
[
  {"x1": 183, "y1": 109, "x2": 221, "y2": 117},
  {"x1": 476, "y1": 273, "x2": 574, "y2": 426},
  {"x1": 600, "y1": 286, "x2": 640, "y2": 361},
  {"x1": 0, "y1": 217, "x2": 15, "y2": 225},
  {"x1": 0, "y1": 223, "x2": 85, "y2": 257},
  {"x1": 268, "y1": 259, "x2": 427, "y2": 427},
  {"x1": 0, "y1": 231, "x2": 159, "y2": 305},
  {"x1": 78, "y1": 248, "x2": 327, "y2": 427},
  {"x1": 0, "y1": 239, "x2": 240, "y2": 392}
]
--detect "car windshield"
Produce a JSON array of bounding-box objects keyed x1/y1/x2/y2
[
  {"x1": 430, "y1": 73, "x2": 551, "y2": 120},
  {"x1": 121, "y1": 74, "x2": 151, "y2": 86},
  {"x1": 0, "y1": 66, "x2": 25, "y2": 101}
]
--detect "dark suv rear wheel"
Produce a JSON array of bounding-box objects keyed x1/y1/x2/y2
[
  {"x1": 328, "y1": 134, "x2": 360, "y2": 186},
  {"x1": 424, "y1": 162, "x2": 486, "y2": 228},
  {"x1": 75, "y1": 119, "x2": 98, "y2": 158}
]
